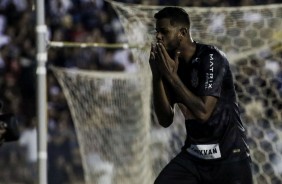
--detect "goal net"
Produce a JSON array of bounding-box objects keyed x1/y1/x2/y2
[
  {"x1": 51, "y1": 67, "x2": 153, "y2": 184},
  {"x1": 51, "y1": 1, "x2": 282, "y2": 184}
]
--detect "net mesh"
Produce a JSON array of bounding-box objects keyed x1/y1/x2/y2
[
  {"x1": 51, "y1": 1, "x2": 282, "y2": 184},
  {"x1": 111, "y1": 2, "x2": 282, "y2": 61},
  {"x1": 51, "y1": 68, "x2": 153, "y2": 184}
]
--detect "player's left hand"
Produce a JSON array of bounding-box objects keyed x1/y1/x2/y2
[{"x1": 155, "y1": 42, "x2": 180, "y2": 78}]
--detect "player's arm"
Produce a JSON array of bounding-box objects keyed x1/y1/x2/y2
[
  {"x1": 155, "y1": 43, "x2": 219, "y2": 123},
  {"x1": 152, "y1": 78, "x2": 175, "y2": 127},
  {"x1": 168, "y1": 79, "x2": 217, "y2": 122},
  {"x1": 149, "y1": 44, "x2": 174, "y2": 127}
]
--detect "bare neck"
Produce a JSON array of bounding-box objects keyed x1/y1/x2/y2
[{"x1": 179, "y1": 37, "x2": 196, "y2": 63}]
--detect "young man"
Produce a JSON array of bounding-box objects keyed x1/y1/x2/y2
[{"x1": 149, "y1": 7, "x2": 253, "y2": 184}]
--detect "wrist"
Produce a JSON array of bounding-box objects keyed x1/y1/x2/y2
[{"x1": 165, "y1": 73, "x2": 178, "y2": 84}]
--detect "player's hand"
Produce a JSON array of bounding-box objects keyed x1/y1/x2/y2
[
  {"x1": 149, "y1": 43, "x2": 162, "y2": 80},
  {"x1": 155, "y1": 42, "x2": 180, "y2": 78}
]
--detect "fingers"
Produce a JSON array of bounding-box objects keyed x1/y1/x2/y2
[
  {"x1": 174, "y1": 51, "x2": 180, "y2": 72},
  {"x1": 156, "y1": 43, "x2": 169, "y2": 60},
  {"x1": 151, "y1": 42, "x2": 180, "y2": 76},
  {"x1": 150, "y1": 43, "x2": 158, "y2": 61},
  {"x1": 151, "y1": 42, "x2": 156, "y2": 51},
  {"x1": 175, "y1": 51, "x2": 180, "y2": 60},
  {"x1": 150, "y1": 51, "x2": 155, "y2": 61},
  {"x1": 156, "y1": 43, "x2": 169, "y2": 69}
]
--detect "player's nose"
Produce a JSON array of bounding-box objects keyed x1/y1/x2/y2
[{"x1": 155, "y1": 32, "x2": 162, "y2": 41}]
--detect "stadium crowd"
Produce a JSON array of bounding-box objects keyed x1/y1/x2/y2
[{"x1": 0, "y1": 0, "x2": 281, "y2": 183}]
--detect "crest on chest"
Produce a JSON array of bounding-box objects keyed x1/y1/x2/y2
[
  {"x1": 178, "y1": 57, "x2": 199, "y2": 88},
  {"x1": 191, "y1": 69, "x2": 198, "y2": 88},
  {"x1": 190, "y1": 57, "x2": 199, "y2": 88}
]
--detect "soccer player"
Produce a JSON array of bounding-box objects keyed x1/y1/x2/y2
[{"x1": 149, "y1": 7, "x2": 253, "y2": 184}]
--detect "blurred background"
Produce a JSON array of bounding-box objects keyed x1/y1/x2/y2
[{"x1": 0, "y1": 0, "x2": 282, "y2": 184}]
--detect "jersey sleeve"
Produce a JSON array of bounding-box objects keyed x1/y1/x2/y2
[{"x1": 196, "y1": 50, "x2": 227, "y2": 97}]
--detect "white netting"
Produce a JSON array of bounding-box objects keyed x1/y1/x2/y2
[
  {"x1": 51, "y1": 2, "x2": 282, "y2": 184},
  {"x1": 111, "y1": 2, "x2": 282, "y2": 63},
  {"x1": 51, "y1": 68, "x2": 153, "y2": 184}
]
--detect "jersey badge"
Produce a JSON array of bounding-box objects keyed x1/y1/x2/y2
[
  {"x1": 192, "y1": 57, "x2": 199, "y2": 64},
  {"x1": 191, "y1": 69, "x2": 198, "y2": 88}
]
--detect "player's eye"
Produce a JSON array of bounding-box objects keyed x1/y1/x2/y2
[{"x1": 155, "y1": 29, "x2": 168, "y2": 35}]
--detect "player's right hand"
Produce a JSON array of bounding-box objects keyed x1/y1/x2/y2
[{"x1": 149, "y1": 43, "x2": 161, "y2": 80}]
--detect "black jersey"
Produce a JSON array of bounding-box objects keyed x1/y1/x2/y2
[{"x1": 178, "y1": 42, "x2": 250, "y2": 162}]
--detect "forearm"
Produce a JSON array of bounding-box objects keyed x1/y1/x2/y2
[
  {"x1": 166, "y1": 74, "x2": 211, "y2": 122},
  {"x1": 152, "y1": 78, "x2": 174, "y2": 127}
]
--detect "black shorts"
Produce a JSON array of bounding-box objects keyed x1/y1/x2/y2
[{"x1": 154, "y1": 151, "x2": 253, "y2": 184}]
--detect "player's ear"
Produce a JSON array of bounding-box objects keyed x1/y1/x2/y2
[{"x1": 179, "y1": 27, "x2": 188, "y2": 37}]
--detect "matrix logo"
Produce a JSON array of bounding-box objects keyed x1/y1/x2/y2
[{"x1": 205, "y1": 53, "x2": 214, "y2": 90}]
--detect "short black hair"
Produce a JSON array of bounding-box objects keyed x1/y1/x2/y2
[{"x1": 154, "y1": 7, "x2": 190, "y2": 28}]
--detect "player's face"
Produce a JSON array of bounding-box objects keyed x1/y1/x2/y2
[{"x1": 155, "y1": 18, "x2": 180, "y2": 53}]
